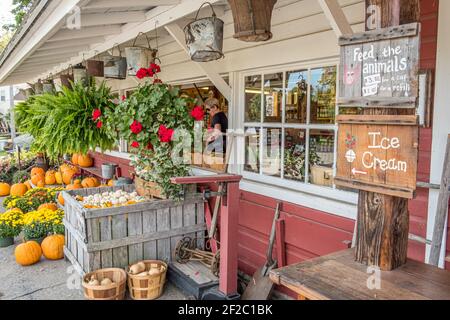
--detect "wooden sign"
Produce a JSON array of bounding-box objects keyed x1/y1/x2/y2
[
  {"x1": 339, "y1": 23, "x2": 420, "y2": 108},
  {"x1": 335, "y1": 115, "x2": 419, "y2": 199}
]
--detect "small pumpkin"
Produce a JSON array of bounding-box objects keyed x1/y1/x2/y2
[
  {"x1": 72, "y1": 153, "x2": 79, "y2": 165},
  {"x1": 81, "y1": 177, "x2": 99, "y2": 188},
  {"x1": 62, "y1": 170, "x2": 76, "y2": 185},
  {"x1": 0, "y1": 182, "x2": 10, "y2": 196},
  {"x1": 31, "y1": 174, "x2": 44, "y2": 186},
  {"x1": 36, "y1": 180, "x2": 45, "y2": 188},
  {"x1": 41, "y1": 235, "x2": 65, "y2": 260},
  {"x1": 24, "y1": 180, "x2": 32, "y2": 190},
  {"x1": 10, "y1": 183, "x2": 28, "y2": 197},
  {"x1": 78, "y1": 154, "x2": 93, "y2": 168},
  {"x1": 31, "y1": 167, "x2": 45, "y2": 177},
  {"x1": 66, "y1": 183, "x2": 82, "y2": 190},
  {"x1": 55, "y1": 171, "x2": 63, "y2": 185},
  {"x1": 45, "y1": 170, "x2": 56, "y2": 185},
  {"x1": 58, "y1": 192, "x2": 65, "y2": 206},
  {"x1": 38, "y1": 203, "x2": 58, "y2": 211},
  {"x1": 108, "y1": 180, "x2": 115, "y2": 187},
  {"x1": 15, "y1": 241, "x2": 42, "y2": 266}
]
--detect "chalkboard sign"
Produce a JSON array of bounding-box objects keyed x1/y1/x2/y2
[
  {"x1": 335, "y1": 115, "x2": 419, "y2": 199},
  {"x1": 338, "y1": 23, "x2": 420, "y2": 108}
]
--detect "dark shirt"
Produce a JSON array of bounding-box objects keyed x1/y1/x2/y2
[{"x1": 209, "y1": 112, "x2": 228, "y2": 153}]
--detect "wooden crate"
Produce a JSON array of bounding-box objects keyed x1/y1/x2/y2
[{"x1": 62, "y1": 185, "x2": 206, "y2": 275}]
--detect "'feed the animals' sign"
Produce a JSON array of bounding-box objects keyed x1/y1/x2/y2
[
  {"x1": 338, "y1": 23, "x2": 420, "y2": 108},
  {"x1": 335, "y1": 115, "x2": 419, "y2": 199}
]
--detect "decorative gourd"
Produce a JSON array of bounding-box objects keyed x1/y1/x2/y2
[
  {"x1": 72, "y1": 153, "x2": 79, "y2": 165},
  {"x1": 81, "y1": 177, "x2": 99, "y2": 188},
  {"x1": 66, "y1": 183, "x2": 82, "y2": 190},
  {"x1": 10, "y1": 183, "x2": 28, "y2": 197},
  {"x1": 58, "y1": 192, "x2": 65, "y2": 206},
  {"x1": 31, "y1": 167, "x2": 45, "y2": 177},
  {"x1": 0, "y1": 182, "x2": 10, "y2": 196},
  {"x1": 15, "y1": 241, "x2": 42, "y2": 266},
  {"x1": 45, "y1": 170, "x2": 56, "y2": 185},
  {"x1": 107, "y1": 180, "x2": 115, "y2": 187},
  {"x1": 31, "y1": 174, "x2": 44, "y2": 186},
  {"x1": 41, "y1": 235, "x2": 65, "y2": 260},
  {"x1": 78, "y1": 154, "x2": 93, "y2": 168},
  {"x1": 24, "y1": 180, "x2": 32, "y2": 190},
  {"x1": 55, "y1": 171, "x2": 63, "y2": 185},
  {"x1": 38, "y1": 203, "x2": 58, "y2": 211}
]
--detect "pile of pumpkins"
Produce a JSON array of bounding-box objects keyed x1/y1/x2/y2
[{"x1": 14, "y1": 234, "x2": 65, "y2": 266}]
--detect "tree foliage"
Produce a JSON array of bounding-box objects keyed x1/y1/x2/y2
[{"x1": 2, "y1": 0, "x2": 33, "y2": 32}]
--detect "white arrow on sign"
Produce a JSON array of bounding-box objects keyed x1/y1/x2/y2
[{"x1": 352, "y1": 168, "x2": 368, "y2": 175}]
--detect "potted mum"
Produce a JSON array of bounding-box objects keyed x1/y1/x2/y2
[
  {"x1": 105, "y1": 64, "x2": 198, "y2": 199},
  {"x1": 22, "y1": 208, "x2": 65, "y2": 244},
  {"x1": 0, "y1": 209, "x2": 24, "y2": 247}
]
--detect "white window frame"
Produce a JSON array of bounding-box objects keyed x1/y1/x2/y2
[{"x1": 236, "y1": 59, "x2": 358, "y2": 207}]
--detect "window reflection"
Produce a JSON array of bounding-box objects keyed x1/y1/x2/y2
[
  {"x1": 309, "y1": 129, "x2": 335, "y2": 186},
  {"x1": 263, "y1": 73, "x2": 283, "y2": 123},
  {"x1": 285, "y1": 70, "x2": 308, "y2": 123},
  {"x1": 310, "y1": 67, "x2": 336, "y2": 124},
  {"x1": 284, "y1": 128, "x2": 306, "y2": 182},
  {"x1": 262, "y1": 128, "x2": 281, "y2": 177},
  {"x1": 245, "y1": 75, "x2": 262, "y2": 122},
  {"x1": 245, "y1": 127, "x2": 260, "y2": 173}
]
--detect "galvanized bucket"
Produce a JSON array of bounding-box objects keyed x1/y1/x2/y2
[
  {"x1": 86, "y1": 53, "x2": 104, "y2": 77},
  {"x1": 73, "y1": 63, "x2": 88, "y2": 85},
  {"x1": 184, "y1": 2, "x2": 224, "y2": 62},
  {"x1": 125, "y1": 32, "x2": 157, "y2": 76},
  {"x1": 33, "y1": 80, "x2": 43, "y2": 94},
  {"x1": 43, "y1": 77, "x2": 55, "y2": 93},
  {"x1": 102, "y1": 163, "x2": 118, "y2": 180},
  {"x1": 104, "y1": 45, "x2": 127, "y2": 79}
]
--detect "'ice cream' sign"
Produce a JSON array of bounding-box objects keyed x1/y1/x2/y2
[
  {"x1": 335, "y1": 115, "x2": 419, "y2": 199},
  {"x1": 338, "y1": 23, "x2": 420, "y2": 108}
]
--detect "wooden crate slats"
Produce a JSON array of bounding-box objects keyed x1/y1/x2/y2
[
  {"x1": 111, "y1": 213, "x2": 128, "y2": 269},
  {"x1": 63, "y1": 185, "x2": 206, "y2": 274},
  {"x1": 99, "y1": 216, "x2": 113, "y2": 268},
  {"x1": 156, "y1": 207, "x2": 171, "y2": 262},
  {"x1": 127, "y1": 211, "x2": 144, "y2": 265},
  {"x1": 196, "y1": 202, "x2": 206, "y2": 249},
  {"x1": 142, "y1": 209, "x2": 157, "y2": 261}
]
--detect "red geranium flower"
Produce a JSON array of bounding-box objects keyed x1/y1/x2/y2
[
  {"x1": 121, "y1": 95, "x2": 126, "y2": 101},
  {"x1": 92, "y1": 109, "x2": 102, "y2": 121},
  {"x1": 131, "y1": 141, "x2": 140, "y2": 148},
  {"x1": 147, "y1": 68, "x2": 155, "y2": 77},
  {"x1": 150, "y1": 63, "x2": 161, "y2": 74},
  {"x1": 130, "y1": 120, "x2": 143, "y2": 134},
  {"x1": 190, "y1": 106, "x2": 204, "y2": 121},
  {"x1": 158, "y1": 125, "x2": 174, "y2": 143},
  {"x1": 153, "y1": 78, "x2": 163, "y2": 84},
  {"x1": 96, "y1": 121, "x2": 103, "y2": 129},
  {"x1": 136, "y1": 68, "x2": 148, "y2": 79}
]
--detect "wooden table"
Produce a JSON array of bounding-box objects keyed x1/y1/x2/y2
[{"x1": 269, "y1": 249, "x2": 450, "y2": 300}]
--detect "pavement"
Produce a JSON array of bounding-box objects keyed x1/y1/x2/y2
[{"x1": 0, "y1": 241, "x2": 187, "y2": 300}]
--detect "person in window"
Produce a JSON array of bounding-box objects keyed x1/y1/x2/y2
[{"x1": 206, "y1": 103, "x2": 228, "y2": 155}]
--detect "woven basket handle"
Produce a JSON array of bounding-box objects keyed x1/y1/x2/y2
[{"x1": 195, "y1": 2, "x2": 217, "y2": 20}]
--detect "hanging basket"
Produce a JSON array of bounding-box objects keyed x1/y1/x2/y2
[
  {"x1": 228, "y1": 0, "x2": 277, "y2": 42},
  {"x1": 86, "y1": 53, "x2": 104, "y2": 77},
  {"x1": 33, "y1": 80, "x2": 43, "y2": 94},
  {"x1": 104, "y1": 44, "x2": 127, "y2": 79},
  {"x1": 184, "y1": 2, "x2": 224, "y2": 62},
  {"x1": 60, "y1": 65, "x2": 74, "y2": 89},
  {"x1": 43, "y1": 76, "x2": 55, "y2": 93},
  {"x1": 125, "y1": 32, "x2": 158, "y2": 76}
]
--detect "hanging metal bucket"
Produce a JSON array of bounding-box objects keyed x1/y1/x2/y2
[
  {"x1": 34, "y1": 80, "x2": 43, "y2": 94},
  {"x1": 125, "y1": 32, "x2": 157, "y2": 76},
  {"x1": 86, "y1": 53, "x2": 104, "y2": 77},
  {"x1": 43, "y1": 77, "x2": 55, "y2": 93},
  {"x1": 228, "y1": 0, "x2": 277, "y2": 42},
  {"x1": 60, "y1": 65, "x2": 74, "y2": 89},
  {"x1": 184, "y1": 2, "x2": 224, "y2": 62},
  {"x1": 73, "y1": 63, "x2": 88, "y2": 85},
  {"x1": 104, "y1": 44, "x2": 127, "y2": 79}
]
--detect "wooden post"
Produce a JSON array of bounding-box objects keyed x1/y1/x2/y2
[{"x1": 355, "y1": 0, "x2": 420, "y2": 270}]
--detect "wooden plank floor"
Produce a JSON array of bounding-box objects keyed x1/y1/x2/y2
[{"x1": 270, "y1": 249, "x2": 450, "y2": 300}]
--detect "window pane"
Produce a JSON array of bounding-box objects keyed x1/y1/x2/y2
[
  {"x1": 245, "y1": 75, "x2": 262, "y2": 122},
  {"x1": 263, "y1": 73, "x2": 283, "y2": 123},
  {"x1": 262, "y1": 128, "x2": 281, "y2": 177},
  {"x1": 245, "y1": 127, "x2": 260, "y2": 173},
  {"x1": 285, "y1": 70, "x2": 308, "y2": 123},
  {"x1": 310, "y1": 67, "x2": 336, "y2": 124},
  {"x1": 309, "y1": 129, "x2": 335, "y2": 187},
  {"x1": 284, "y1": 128, "x2": 306, "y2": 182}
]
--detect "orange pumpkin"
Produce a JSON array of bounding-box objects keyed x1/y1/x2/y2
[
  {"x1": 31, "y1": 174, "x2": 44, "y2": 186},
  {"x1": 41, "y1": 235, "x2": 65, "y2": 260},
  {"x1": 24, "y1": 180, "x2": 32, "y2": 190},
  {"x1": 10, "y1": 183, "x2": 28, "y2": 197},
  {"x1": 107, "y1": 180, "x2": 115, "y2": 187},
  {"x1": 38, "y1": 203, "x2": 58, "y2": 211},
  {"x1": 45, "y1": 170, "x2": 56, "y2": 185},
  {"x1": 78, "y1": 154, "x2": 93, "y2": 168},
  {"x1": 81, "y1": 177, "x2": 99, "y2": 188},
  {"x1": 62, "y1": 170, "x2": 76, "y2": 185},
  {"x1": 31, "y1": 167, "x2": 45, "y2": 176},
  {"x1": 55, "y1": 171, "x2": 63, "y2": 185},
  {"x1": 36, "y1": 180, "x2": 45, "y2": 188},
  {"x1": 15, "y1": 241, "x2": 42, "y2": 266},
  {"x1": 58, "y1": 192, "x2": 65, "y2": 206},
  {"x1": 0, "y1": 182, "x2": 10, "y2": 196},
  {"x1": 66, "y1": 183, "x2": 82, "y2": 190},
  {"x1": 71, "y1": 153, "x2": 79, "y2": 165}
]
